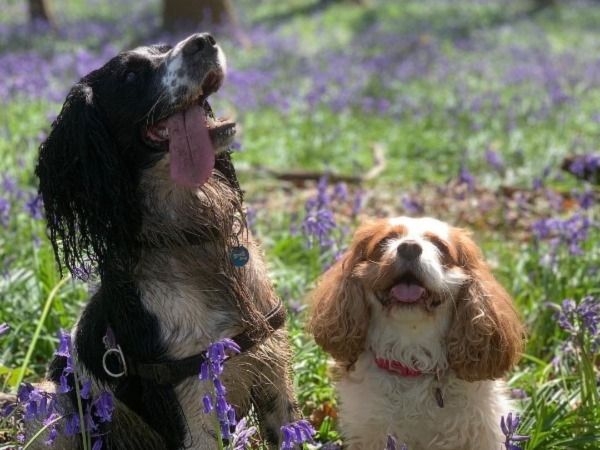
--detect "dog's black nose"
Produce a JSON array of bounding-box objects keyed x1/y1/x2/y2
[
  {"x1": 397, "y1": 241, "x2": 422, "y2": 259},
  {"x1": 181, "y1": 33, "x2": 217, "y2": 56}
]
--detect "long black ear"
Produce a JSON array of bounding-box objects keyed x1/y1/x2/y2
[{"x1": 36, "y1": 83, "x2": 140, "y2": 279}]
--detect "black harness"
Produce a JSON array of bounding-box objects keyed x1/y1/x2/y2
[{"x1": 102, "y1": 301, "x2": 286, "y2": 385}]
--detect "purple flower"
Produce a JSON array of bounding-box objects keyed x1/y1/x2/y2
[
  {"x1": 458, "y1": 165, "x2": 475, "y2": 191},
  {"x1": 199, "y1": 339, "x2": 242, "y2": 440},
  {"x1": 485, "y1": 148, "x2": 505, "y2": 173},
  {"x1": 302, "y1": 207, "x2": 336, "y2": 250},
  {"x1": 352, "y1": 189, "x2": 365, "y2": 218},
  {"x1": 55, "y1": 330, "x2": 72, "y2": 358},
  {"x1": 0, "y1": 322, "x2": 8, "y2": 335},
  {"x1": 230, "y1": 417, "x2": 257, "y2": 450},
  {"x1": 58, "y1": 373, "x2": 72, "y2": 394},
  {"x1": 65, "y1": 414, "x2": 80, "y2": 436},
  {"x1": 280, "y1": 419, "x2": 315, "y2": 449},
  {"x1": 500, "y1": 412, "x2": 529, "y2": 449},
  {"x1": 0, "y1": 197, "x2": 10, "y2": 226},
  {"x1": 532, "y1": 212, "x2": 592, "y2": 257},
  {"x1": 202, "y1": 394, "x2": 213, "y2": 414},
  {"x1": 44, "y1": 425, "x2": 59, "y2": 446},
  {"x1": 385, "y1": 435, "x2": 408, "y2": 450},
  {"x1": 401, "y1": 195, "x2": 424, "y2": 215},
  {"x1": 80, "y1": 380, "x2": 92, "y2": 400},
  {"x1": 510, "y1": 388, "x2": 528, "y2": 400},
  {"x1": 332, "y1": 182, "x2": 348, "y2": 202},
  {"x1": 25, "y1": 193, "x2": 44, "y2": 220},
  {"x1": 555, "y1": 296, "x2": 600, "y2": 354},
  {"x1": 575, "y1": 188, "x2": 594, "y2": 209},
  {"x1": 92, "y1": 392, "x2": 114, "y2": 423},
  {"x1": 569, "y1": 154, "x2": 600, "y2": 176},
  {"x1": 200, "y1": 338, "x2": 240, "y2": 380}
]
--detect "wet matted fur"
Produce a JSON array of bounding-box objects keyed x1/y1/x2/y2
[{"x1": 33, "y1": 33, "x2": 297, "y2": 449}]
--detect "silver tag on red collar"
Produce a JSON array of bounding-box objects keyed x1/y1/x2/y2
[{"x1": 230, "y1": 245, "x2": 250, "y2": 267}]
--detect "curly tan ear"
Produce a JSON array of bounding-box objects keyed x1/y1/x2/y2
[
  {"x1": 308, "y1": 251, "x2": 371, "y2": 367},
  {"x1": 447, "y1": 229, "x2": 525, "y2": 381}
]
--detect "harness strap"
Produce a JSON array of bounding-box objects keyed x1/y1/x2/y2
[{"x1": 113, "y1": 301, "x2": 286, "y2": 386}]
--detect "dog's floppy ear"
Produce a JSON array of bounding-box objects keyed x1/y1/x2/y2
[
  {"x1": 308, "y1": 233, "x2": 373, "y2": 366},
  {"x1": 446, "y1": 229, "x2": 525, "y2": 381},
  {"x1": 36, "y1": 82, "x2": 140, "y2": 278}
]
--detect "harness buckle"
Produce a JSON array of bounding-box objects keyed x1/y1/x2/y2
[{"x1": 102, "y1": 345, "x2": 128, "y2": 378}]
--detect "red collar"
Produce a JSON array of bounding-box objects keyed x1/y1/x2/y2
[{"x1": 374, "y1": 357, "x2": 422, "y2": 377}]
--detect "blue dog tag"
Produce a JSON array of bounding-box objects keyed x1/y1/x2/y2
[{"x1": 230, "y1": 245, "x2": 250, "y2": 267}]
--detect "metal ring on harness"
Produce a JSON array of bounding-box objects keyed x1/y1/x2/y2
[{"x1": 102, "y1": 345, "x2": 128, "y2": 378}]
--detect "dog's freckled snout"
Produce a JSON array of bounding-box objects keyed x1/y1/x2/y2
[
  {"x1": 397, "y1": 240, "x2": 422, "y2": 260},
  {"x1": 181, "y1": 33, "x2": 217, "y2": 56}
]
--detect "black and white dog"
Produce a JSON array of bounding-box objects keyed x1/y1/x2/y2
[{"x1": 35, "y1": 33, "x2": 297, "y2": 449}]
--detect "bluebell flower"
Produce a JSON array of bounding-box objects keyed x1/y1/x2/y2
[
  {"x1": 532, "y1": 212, "x2": 591, "y2": 257},
  {"x1": 65, "y1": 415, "x2": 80, "y2": 436},
  {"x1": 59, "y1": 374, "x2": 72, "y2": 394},
  {"x1": 229, "y1": 417, "x2": 257, "y2": 450},
  {"x1": 25, "y1": 193, "x2": 44, "y2": 220},
  {"x1": 332, "y1": 182, "x2": 348, "y2": 202},
  {"x1": 401, "y1": 195, "x2": 424, "y2": 215},
  {"x1": 510, "y1": 388, "x2": 528, "y2": 400},
  {"x1": 351, "y1": 189, "x2": 365, "y2": 218},
  {"x1": 92, "y1": 392, "x2": 114, "y2": 423},
  {"x1": 280, "y1": 419, "x2": 315, "y2": 449},
  {"x1": 80, "y1": 380, "x2": 92, "y2": 400},
  {"x1": 55, "y1": 330, "x2": 72, "y2": 358},
  {"x1": 302, "y1": 208, "x2": 336, "y2": 250},
  {"x1": 458, "y1": 165, "x2": 475, "y2": 191},
  {"x1": 199, "y1": 339, "x2": 241, "y2": 442},
  {"x1": 44, "y1": 425, "x2": 59, "y2": 446},
  {"x1": 500, "y1": 412, "x2": 529, "y2": 449},
  {"x1": 202, "y1": 394, "x2": 213, "y2": 414},
  {"x1": 485, "y1": 148, "x2": 505, "y2": 173},
  {"x1": 0, "y1": 197, "x2": 10, "y2": 226},
  {"x1": 567, "y1": 154, "x2": 600, "y2": 179},
  {"x1": 554, "y1": 296, "x2": 600, "y2": 354}
]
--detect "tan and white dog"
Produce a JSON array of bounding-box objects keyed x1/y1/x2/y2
[{"x1": 309, "y1": 217, "x2": 525, "y2": 450}]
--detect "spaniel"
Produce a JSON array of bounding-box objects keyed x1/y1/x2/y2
[
  {"x1": 35, "y1": 33, "x2": 297, "y2": 449},
  {"x1": 308, "y1": 217, "x2": 525, "y2": 450}
]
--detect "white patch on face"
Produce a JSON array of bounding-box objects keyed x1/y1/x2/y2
[
  {"x1": 131, "y1": 46, "x2": 163, "y2": 60},
  {"x1": 216, "y1": 45, "x2": 227, "y2": 76},
  {"x1": 162, "y1": 51, "x2": 185, "y2": 96},
  {"x1": 385, "y1": 216, "x2": 466, "y2": 293},
  {"x1": 160, "y1": 35, "x2": 227, "y2": 102},
  {"x1": 388, "y1": 216, "x2": 451, "y2": 241}
]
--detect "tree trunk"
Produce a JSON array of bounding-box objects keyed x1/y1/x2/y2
[
  {"x1": 162, "y1": 0, "x2": 235, "y2": 31},
  {"x1": 28, "y1": 0, "x2": 55, "y2": 26}
]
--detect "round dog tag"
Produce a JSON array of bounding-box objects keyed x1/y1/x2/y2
[{"x1": 230, "y1": 245, "x2": 250, "y2": 267}]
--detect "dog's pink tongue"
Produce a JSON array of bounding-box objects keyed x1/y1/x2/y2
[
  {"x1": 391, "y1": 283, "x2": 425, "y2": 303},
  {"x1": 167, "y1": 105, "x2": 214, "y2": 187}
]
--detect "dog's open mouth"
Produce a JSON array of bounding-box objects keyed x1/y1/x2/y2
[
  {"x1": 143, "y1": 70, "x2": 236, "y2": 187},
  {"x1": 386, "y1": 273, "x2": 429, "y2": 306}
]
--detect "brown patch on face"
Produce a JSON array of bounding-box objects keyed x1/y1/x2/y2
[{"x1": 353, "y1": 221, "x2": 407, "y2": 262}]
